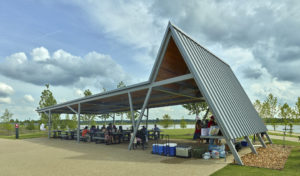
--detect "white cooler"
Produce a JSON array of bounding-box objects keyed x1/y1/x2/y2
[{"x1": 176, "y1": 146, "x2": 192, "y2": 158}]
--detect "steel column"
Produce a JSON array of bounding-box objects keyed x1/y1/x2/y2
[
  {"x1": 77, "y1": 104, "x2": 81, "y2": 143},
  {"x1": 225, "y1": 138, "x2": 243, "y2": 165},
  {"x1": 146, "y1": 108, "x2": 149, "y2": 129},
  {"x1": 265, "y1": 132, "x2": 273, "y2": 144},
  {"x1": 128, "y1": 88, "x2": 152, "y2": 150},
  {"x1": 128, "y1": 92, "x2": 135, "y2": 128},
  {"x1": 257, "y1": 133, "x2": 266, "y2": 148},
  {"x1": 244, "y1": 136, "x2": 257, "y2": 154}
]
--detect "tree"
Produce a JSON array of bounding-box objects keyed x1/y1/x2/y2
[
  {"x1": 160, "y1": 114, "x2": 172, "y2": 128},
  {"x1": 81, "y1": 89, "x2": 96, "y2": 126},
  {"x1": 116, "y1": 81, "x2": 126, "y2": 125},
  {"x1": 180, "y1": 117, "x2": 187, "y2": 129},
  {"x1": 0, "y1": 109, "x2": 13, "y2": 122},
  {"x1": 26, "y1": 120, "x2": 35, "y2": 130},
  {"x1": 295, "y1": 97, "x2": 300, "y2": 121},
  {"x1": 280, "y1": 103, "x2": 293, "y2": 134},
  {"x1": 38, "y1": 84, "x2": 60, "y2": 128},
  {"x1": 68, "y1": 114, "x2": 77, "y2": 129},
  {"x1": 0, "y1": 109, "x2": 14, "y2": 131},
  {"x1": 265, "y1": 94, "x2": 278, "y2": 130},
  {"x1": 253, "y1": 100, "x2": 263, "y2": 117},
  {"x1": 182, "y1": 102, "x2": 208, "y2": 120},
  {"x1": 126, "y1": 111, "x2": 139, "y2": 122}
]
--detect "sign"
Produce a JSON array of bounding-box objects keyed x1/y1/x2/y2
[{"x1": 15, "y1": 124, "x2": 19, "y2": 128}]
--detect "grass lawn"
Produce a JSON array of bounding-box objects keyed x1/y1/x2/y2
[
  {"x1": 0, "y1": 131, "x2": 47, "y2": 139},
  {"x1": 161, "y1": 128, "x2": 194, "y2": 140}
]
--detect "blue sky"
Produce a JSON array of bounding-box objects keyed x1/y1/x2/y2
[{"x1": 1, "y1": 0, "x2": 300, "y2": 121}]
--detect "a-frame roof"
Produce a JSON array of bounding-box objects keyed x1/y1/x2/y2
[{"x1": 37, "y1": 22, "x2": 267, "y2": 140}]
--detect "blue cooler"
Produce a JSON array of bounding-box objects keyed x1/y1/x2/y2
[
  {"x1": 152, "y1": 144, "x2": 158, "y2": 154},
  {"x1": 241, "y1": 141, "x2": 248, "y2": 147},
  {"x1": 169, "y1": 143, "x2": 177, "y2": 157},
  {"x1": 158, "y1": 144, "x2": 164, "y2": 155}
]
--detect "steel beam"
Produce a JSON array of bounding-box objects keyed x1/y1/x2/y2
[
  {"x1": 154, "y1": 87, "x2": 203, "y2": 100},
  {"x1": 128, "y1": 92, "x2": 135, "y2": 128},
  {"x1": 257, "y1": 133, "x2": 267, "y2": 148},
  {"x1": 128, "y1": 87, "x2": 152, "y2": 150},
  {"x1": 225, "y1": 138, "x2": 243, "y2": 165},
  {"x1": 77, "y1": 104, "x2": 81, "y2": 143},
  {"x1": 37, "y1": 73, "x2": 193, "y2": 113},
  {"x1": 67, "y1": 105, "x2": 78, "y2": 114},
  {"x1": 265, "y1": 132, "x2": 273, "y2": 144},
  {"x1": 244, "y1": 136, "x2": 257, "y2": 154}
]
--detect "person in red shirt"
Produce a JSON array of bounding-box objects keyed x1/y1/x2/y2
[
  {"x1": 207, "y1": 116, "x2": 216, "y2": 128},
  {"x1": 82, "y1": 126, "x2": 90, "y2": 137}
]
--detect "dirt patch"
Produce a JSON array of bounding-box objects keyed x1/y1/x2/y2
[{"x1": 241, "y1": 144, "x2": 291, "y2": 170}]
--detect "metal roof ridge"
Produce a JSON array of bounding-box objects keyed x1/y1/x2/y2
[{"x1": 170, "y1": 23, "x2": 230, "y2": 67}]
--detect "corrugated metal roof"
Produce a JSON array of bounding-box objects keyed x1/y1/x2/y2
[{"x1": 170, "y1": 23, "x2": 267, "y2": 139}]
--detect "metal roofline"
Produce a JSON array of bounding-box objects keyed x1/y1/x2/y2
[
  {"x1": 36, "y1": 80, "x2": 150, "y2": 112},
  {"x1": 36, "y1": 74, "x2": 194, "y2": 113},
  {"x1": 169, "y1": 22, "x2": 230, "y2": 67}
]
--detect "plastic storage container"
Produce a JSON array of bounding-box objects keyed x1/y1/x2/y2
[{"x1": 241, "y1": 141, "x2": 248, "y2": 147}]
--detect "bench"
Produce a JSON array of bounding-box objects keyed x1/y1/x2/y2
[{"x1": 94, "y1": 132, "x2": 106, "y2": 144}]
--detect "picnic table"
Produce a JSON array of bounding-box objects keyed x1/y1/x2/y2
[
  {"x1": 148, "y1": 129, "x2": 163, "y2": 140},
  {"x1": 61, "y1": 131, "x2": 75, "y2": 140},
  {"x1": 52, "y1": 130, "x2": 62, "y2": 138}
]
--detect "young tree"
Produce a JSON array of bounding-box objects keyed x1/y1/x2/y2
[
  {"x1": 265, "y1": 94, "x2": 278, "y2": 130},
  {"x1": 68, "y1": 114, "x2": 77, "y2": 129},
  {"x1": 280, "y1": 103, "x2": 293, "y2": 133},
  {"x1": 180, "y1": 117, "x2": 187, "y2": 129},
  {"x1": 182, "y1": 102, "x2": 208, "y2": 120},
  {"x1": 81, "y1": 89, "x2": 96, "y2": 126},
  {"x1": 0, "y1": 109, "x2": 14, "y2": 131},
  {"x1": 160, "y1": 114, "x2": 172, "y2": 128},
  {"x1": 253, "y1": 100, "x2": 263, "y2": 117},
  {"x1": 116, "y1": 81, "x2": 126, "y2": 125},
  {"x1": 295, "y1": 97, "x2": 300, "y2": 121},
  {"x1": 38, "y1": 84, "x2": 60, "y2": 128}
]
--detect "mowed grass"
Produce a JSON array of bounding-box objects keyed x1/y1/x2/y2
[
  {"x1": 160, "y1": 128, "x2": 194, "y2": 140},
  {"x1": 0, "y1": 131, "x2": 47, "y2": 139}
]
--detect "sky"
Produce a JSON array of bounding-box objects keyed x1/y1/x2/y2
[{"x1": 0, "y1": 0, "x2": 300, "y2": 121}]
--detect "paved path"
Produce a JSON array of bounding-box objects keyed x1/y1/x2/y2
[
  {"x1": 0, "y1": 138, "x2": 236, "y2": 176},
  {"x1": 269, "y1": 135, "x2": 300, "y2": 142}
]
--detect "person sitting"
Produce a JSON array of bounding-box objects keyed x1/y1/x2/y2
[
  {"x1": 105, "y1": 123, "x2": 113, "y2": 144},
  {"x1": 154, "y1": 124, "x2": 159, "y2": 131},
  {"x1": 100, "y1": 125, "x2": 106, "y2": 132},
  {"x1": 153, "y1": 124, "x2": 160, "y2": 140},
  {"x1": 112, "y1": 125, "x2": 117, "y2": 133},
  {"x1": 82, "y1": 126, "x2": 90, "y2": 142}
]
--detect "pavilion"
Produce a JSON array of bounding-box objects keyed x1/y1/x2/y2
[{"x1": 36, "y1": 22, "x2": 271, "y2": 165}]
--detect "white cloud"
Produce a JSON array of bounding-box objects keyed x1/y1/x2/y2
[
  {"x1": 31, "y1": 46, "x2": 50, "y2": 62},
  {"x1": 0, "y1": 48, "x2": 131, "y2": 89},
  {"x1": 0, "y1": 97, "x2": 12, "y2": 104},
  {"x1": 0, "y1": 82, "x2": 14, "y2": 97},
  {"x1": 75, "y1": 89, "x2": 83, "y2": 97},
  {"x1": 24, "y1": 94, "x2": 34, "y2": 103}
]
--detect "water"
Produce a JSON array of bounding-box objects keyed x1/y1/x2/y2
[{"x1": 266, "y1": 125, "x2": 300, "y2": 133}]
